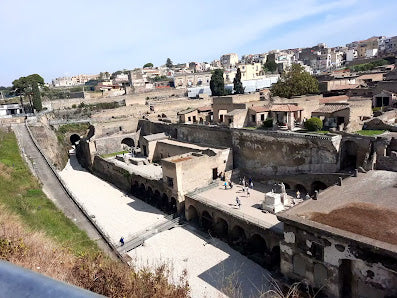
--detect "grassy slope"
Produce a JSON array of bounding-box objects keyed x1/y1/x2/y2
[
  {"x1": 0, "y1": 128, "x2": 190, "y2": 297},
  {"x1": 0, "y1": 129, "x2": 98, "y2": 256}
]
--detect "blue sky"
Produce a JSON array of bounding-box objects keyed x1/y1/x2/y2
[{"x1": 0, "y1": 0, "x2": 396, "y2": 86}]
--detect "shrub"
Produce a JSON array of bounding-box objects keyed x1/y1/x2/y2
[
  {"x1": 261, "y1": 118, "x2": 273, "y2": 128},
  {"x1": 304, "y1": 117, "x2": 323, "y2": 131},
  {"x1": 71, "y1": 104, "x2": 77, "y2": 109}
]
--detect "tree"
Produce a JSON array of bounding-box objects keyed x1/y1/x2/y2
[
  {"x1": 166, "y1": 58, "x2": 173, "y2": 68},
  {"x1": 304, "y1": 117, "x2": 323, "y2": 131},
  {"x1": 32, "y1": 81, "x2": 42, "y2": 111},
  {"x1": 271, "y1": 64, "x2": 319, "y2": 98},
  {"x1": 233, "y1": 68, "x2": 244, "y2": 94},
  {"x1": 210, "y1": 69, "x2": 226, "y2": 96},
  {"x1": 143, "y1": 63, "x2": 153, "y2": 68},
  {"x1": 263, "y1": 55, "x2": 278, "y2": 73},
  {"x1": 12, "y1": 74, "x2": 45, "y2": 112}
]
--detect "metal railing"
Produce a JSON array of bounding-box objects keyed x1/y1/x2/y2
[{"x1": 0, "y1": 261, "x2": 102, "y2": 297}]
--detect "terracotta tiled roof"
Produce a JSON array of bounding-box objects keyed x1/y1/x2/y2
[
  {"x1": 312, "y1": 104, "x2": 349, "y2": 114},
  {"x1": 249, "y1": 105, "x2": 271, "y2": 113},
  {"x1": 320, "y1": 95, "x2": 349, "y2": 104},
  {"x1": 330, "y1": 84, "x2": 359, "y2": 91},
  {"x1": 197, "y1": 106, "x2": 212, "y2": 112},
  {"x1": 270, "y1": 104, "x2": 303, "y2": 112}
]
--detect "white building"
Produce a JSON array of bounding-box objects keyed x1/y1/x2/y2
[
  {"x1": 0, "y1": 103, "x2": 23, "y2": 117},
  {"x1": 345, "y1": 49, "x2": 357, "y2": 62}
]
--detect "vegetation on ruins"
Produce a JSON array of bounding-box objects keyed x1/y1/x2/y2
[
  {"x1": 271, "y1": 64, "x2": 319, "y2": 98},
  {"x1": 12, "y1": 74, "x2": 45, "y2": 112},
  {"x1": 210, "y1": 69, "x2": 226, "y2": 96},
  {"x1": 0, "y1": 128, "x2": 190, "y2": 297},
  {"x1": 349, "y1": 59, "x2": 389, "y2": 72},
  {"x1": 261, "y1": 118, "x2": 274, "y2": 129},
  {"x1": 356, "y1": 130, "x2": 385, "y2": 136},
  {"x1": 166, "y1": 58, "x2": 173, "y2": 68},
  {"x1": 263, "y1": 55, "x2": 278, "y2": 73},
  {"x1": 143, "y1": 62, "x2": 154, "y2": 68},
  {"x1": 304, "y1": 117, "x2": 323, "y2": 131},
  {"x1": 233, "y1": 68, "x2": 245, "y2": 94}
]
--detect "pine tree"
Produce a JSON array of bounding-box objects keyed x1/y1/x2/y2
[
  {"x1": 210, "y1": 69, "x2": 225, "y2": 96},
  {"x1": 32, "y1": 81, "x2": 42, "y2": 112},
  {"x1": 166, "y1": 58, "x2": 173, "y2": 68},
  {"x1": 233, "y1": 68, "x2": 244, "y2": 94}
]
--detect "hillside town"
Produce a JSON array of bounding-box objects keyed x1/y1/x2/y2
[{"x1": 1, "y1": 21, "x2": 397, "y2": 298}]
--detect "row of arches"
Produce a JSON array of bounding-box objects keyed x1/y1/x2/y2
[
  {"x1": 186, "y1": 205, "x2": 280, "y2": 269},
  {"x1": 131, "y1": 181, "x2": 177, "y2": 214},
  {"x1": 284, "y1": 181, "x2": 327, "y2": 195}
]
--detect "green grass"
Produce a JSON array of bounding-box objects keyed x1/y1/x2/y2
[
  {"x1": 100, "y1": 150, "x2": 129, "y2": 158},
  {"x1": 58, "y1": 122, "x2": 90, "y2": 134},
  {"x1": 313, "y1": 130, "x2": 330, "y2": 134},
  {"x1": 0, "y1": 129, "x2": 99, "y2": 256},
  {"x1": 356, "y1": 130, "x2": 386, "y2": 136}
]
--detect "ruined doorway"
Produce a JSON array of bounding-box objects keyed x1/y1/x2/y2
[
  {"x1": 212, "y1": 168, "x2": 218, "y2": 180},
  {"x1": 201, "y1": 211, "x2": 213, "y2": 232},
  {"x1": 311, "y1": 181, "x2": 327, "y2": 194},
  {"x1": 70, "y1": 134, "x2": 81, "y2": 145},
  {"x1": 341, "y1": 141, "x2": 358, "y2": 170},
  {"x1": 339, "y1": 259, "x2": 352, "y2": 297}
]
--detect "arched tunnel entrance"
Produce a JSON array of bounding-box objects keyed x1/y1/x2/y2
[
  {"x1": 230, "y1": 225, "x2": 246, "y2": 252},
  {"x1": 341, "y1": 140, "x2": 358, "y2": 171},
  {"x1": 121, "y1": 137, "x2": 135, "y2": 148},
  {"x1": 70, "y1": 134, "x2": 81, "y2": 145},
  {"x1": 186, "y1": 205, "x2": 199, "y2": 225},
  {"x1": 214, "y1": 217, "x2": 228, "y2": 239},
  {"x1": 201, "y1": 211, "x2": 213, "y2": 232},
  {"x1": 311, "y1": 181, "x2": 327, "y2": 194}
]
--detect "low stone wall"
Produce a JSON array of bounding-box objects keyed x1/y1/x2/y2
[{"x1": 376, "y1": 155, "x2": 397, "y2": 171}]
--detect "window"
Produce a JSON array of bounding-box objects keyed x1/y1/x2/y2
[
  {"x1": 311, "y1": 242, "x2": 324, "y2": 261},
  {"x1": 167, "y1": 177, "x2": 174, "y2": 187},
  {"x1": 188, "y1": 116, "x2": 191, "y2": 121},
  {"x1": 261, "y1": 114, "x2": 265, "y2": 121}
]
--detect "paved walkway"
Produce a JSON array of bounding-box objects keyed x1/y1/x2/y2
[
  {"x1": 130, "y1": 225, "x2": 273, "y2": 298},
  {"x1": 194, "y1": 182, "x2": 282, "y2": 231},
  {"x1": 12, "y1": 123, "x2": 114, "y2": 256},
  {"x1": 59, "y1": 155, "x2": 168, "y2": 245}
]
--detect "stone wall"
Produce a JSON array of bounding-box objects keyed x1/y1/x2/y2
[
  {"x1": 232, "y1": 129, "x2": 341, "y2": 176},
  {"x1": 94, "y1": 132, "x2": 138, "y2": 155},
  {"x1": 279, "y1": 221, "x2": 397, "y2": 297},
  {"x1": 376, "y1": 155, "x2": 397, "y2": 171}
]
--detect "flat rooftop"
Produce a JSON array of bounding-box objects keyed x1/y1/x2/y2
[
  {"x1": 111, "y1": 156, "x2": 163, "y2": 179},
  {"x1": 189, "y1": 181, "x2": 283, "y2": 233},
  {"x1": 280, "y1": 170, "x2": 397, "y2": 247},
  {"x1": 158, "y1": 138, "x2": 225, "y2": 153}
]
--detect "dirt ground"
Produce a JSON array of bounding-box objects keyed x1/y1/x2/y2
[{"x1": 309, "y1": 202, "x2": 397, "y2": 245}]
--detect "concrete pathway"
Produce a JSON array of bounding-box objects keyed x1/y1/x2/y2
[{"x1": 12, "y1": 123, "x2": 114, "y2": 256}]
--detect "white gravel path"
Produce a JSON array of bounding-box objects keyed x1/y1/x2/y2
[
  {"x1": 130, "y1": 226, "x2": 273, "y2": 298},
  {"x1": 60, "y1": 156, "x2": 275, "y2": 297},
  {"x1": 59, "y1": 156, "x2": 168, "y2": 245}
]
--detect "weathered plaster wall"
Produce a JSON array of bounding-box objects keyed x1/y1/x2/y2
[
  {"x1": 279, "y1": 222, "x2": 397, "y2": 297},
  {"x1": 232, "y1": 130, "x2": 341, "y2": 176}
]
